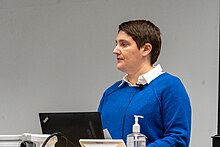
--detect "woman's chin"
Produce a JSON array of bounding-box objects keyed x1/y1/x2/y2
[{"x1": 116, "y1": 65, "x2": 126, "y2": 72}]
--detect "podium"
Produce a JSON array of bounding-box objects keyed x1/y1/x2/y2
[
  {"x1": 79, "y1": 139, "x2": 126, "y2": 147},
  {"x1": 0, "y1": 133, "x2": 57, "y2": 147}
]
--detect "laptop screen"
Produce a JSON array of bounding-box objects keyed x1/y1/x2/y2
[{"x1": 39, "y1": 112, "x2": 104, "y2": 147}]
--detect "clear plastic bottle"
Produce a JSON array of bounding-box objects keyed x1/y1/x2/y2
[{"x1": 126, "y1": 115, "x2": 146, "y2": 147}]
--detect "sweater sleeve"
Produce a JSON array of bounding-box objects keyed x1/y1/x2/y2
[{"x1": 147, "y1": 78, "x2": 191, "y2": 147}]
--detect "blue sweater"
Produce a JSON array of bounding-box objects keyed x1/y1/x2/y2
[{"x1": 98, "y1": 72, "x2": 191, "y2": 147}]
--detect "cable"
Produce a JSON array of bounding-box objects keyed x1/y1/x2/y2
[
  {"x1": 41, "y1": 132, "x2": 78, "y2": 147},
  {"x1": 20, "y1": 141, "x2": 36, "y2": 147}
]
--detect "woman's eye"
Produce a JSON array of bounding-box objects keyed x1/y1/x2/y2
[{"x1": 121, "y1": 42, "x2": 127, "y2": 47}]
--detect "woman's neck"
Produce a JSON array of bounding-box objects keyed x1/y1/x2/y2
[{"x1": 127, "y1": 65, "x2": 153, "y2": 85}]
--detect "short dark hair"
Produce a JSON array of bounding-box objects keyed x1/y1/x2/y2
[{"x1": 118, "y1": 20, "x2": 161, "y2": 65}]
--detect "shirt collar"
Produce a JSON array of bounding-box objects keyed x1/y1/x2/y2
[{"x1": 118, "y1": 64, "x2": 164, "y2": 87}]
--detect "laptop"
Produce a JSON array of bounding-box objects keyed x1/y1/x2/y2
[{"x1": 39, "y1": 112, "x2": 104, "y2": 147}]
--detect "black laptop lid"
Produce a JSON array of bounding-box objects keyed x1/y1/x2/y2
[{"x1": 39, "y1": 112, "x2": 104, "y2": 147}]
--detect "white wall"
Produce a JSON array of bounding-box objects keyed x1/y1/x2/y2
[{"x1": 0, "y1": 0, "x2": 218, "y2": 146}]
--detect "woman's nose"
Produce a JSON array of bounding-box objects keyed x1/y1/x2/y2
[{"x1": 113, "y1": 46, "x2": 120, "y2": 54}]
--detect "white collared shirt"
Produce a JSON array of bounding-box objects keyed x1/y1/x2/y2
[{"x1": 119, "y1": 64, "x2": 164, "y2": 87}]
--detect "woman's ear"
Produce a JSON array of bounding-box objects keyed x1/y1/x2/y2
[{"x1": 142, "y1": 43, "x2": 152, "y2": 56}]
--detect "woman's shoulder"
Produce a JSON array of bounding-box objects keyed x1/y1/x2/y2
[
  {"x1": 152, "y1": 72, "x2": 184, "y2": 90},
  {"x1": 155, "y1": 72, "x2": 181, "y2": 83},
  {"x1": 103, "y1": 80, "x2": 123, "y2": 96}
]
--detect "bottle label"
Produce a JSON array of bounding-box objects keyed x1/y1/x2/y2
[{"x1": 127, "y1": 137, "x2": 146, "y2": 147}]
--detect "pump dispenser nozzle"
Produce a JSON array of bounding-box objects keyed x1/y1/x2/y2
[{"x1": 133, "y1": 115, "x2": 144, "y2": 133}]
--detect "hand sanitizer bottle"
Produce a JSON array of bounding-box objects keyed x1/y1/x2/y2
[{"x1": 126, "y1": 115, "x2": 146, "y2": 147}]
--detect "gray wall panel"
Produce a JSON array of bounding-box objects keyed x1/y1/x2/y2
[{"x1": 0, "y1": 0, "x2": 218, "y2": 146}]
